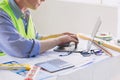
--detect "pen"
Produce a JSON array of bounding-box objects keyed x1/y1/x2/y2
[{"x1": 0, "y1": 63, "x2": 31, "y2": 70}]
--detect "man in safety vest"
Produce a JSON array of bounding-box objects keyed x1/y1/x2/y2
[{"x1": 0, "y1": 0, "x2": 78, "y2": 58}]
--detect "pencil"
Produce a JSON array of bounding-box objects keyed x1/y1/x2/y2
[{"x1": 0, "y1": 64, "x2": 31, "y2": 70}]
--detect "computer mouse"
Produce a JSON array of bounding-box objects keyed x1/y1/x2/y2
[
  {"x1": 53, "y1": 42, "x2": 70, "y2": 52},
  {"x1": 58, "y1": 42, "x2": 70, "y2": 47}
]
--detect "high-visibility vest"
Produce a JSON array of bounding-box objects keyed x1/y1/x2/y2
[
  {"x1": 0, "y1": 0, "x2": 36, "y2": 39},
  {"x1": 0, "y1": 0, "x2": 36, "y2": 56}
]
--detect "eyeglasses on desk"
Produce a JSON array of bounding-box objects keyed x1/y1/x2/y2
[{"x1": 54, "y1": 43, "x2": 103, "y2": 57}]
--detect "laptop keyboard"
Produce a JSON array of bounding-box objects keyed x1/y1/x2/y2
[
  {"x1": 35, "y1": 58, "x2": 74, "y2": 73},
  {"x1": 47, "y1": 59, "x2": 68, "y2": 67}
]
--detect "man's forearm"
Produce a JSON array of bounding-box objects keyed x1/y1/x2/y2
[{"x1": 40, "y1": 38, "x2": 60, "y2": 53}]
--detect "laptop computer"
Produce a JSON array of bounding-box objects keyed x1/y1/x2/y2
[
  {"x1": 35, "y1": 58, "x2": 74, "y2": 73},
  {"x1": 35, "y1": 17, "x2": 102, "y2": 73},
  {"x1": 53, "y1": 17, "x2": 102, "y2": 54},
  {"x1": 86, "y1": 16, "x2": 102, "y2": 52}
]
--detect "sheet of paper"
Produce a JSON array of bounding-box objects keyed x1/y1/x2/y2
[{"x1": 0, "y1": 70, "x2": 24, "y2": 80}]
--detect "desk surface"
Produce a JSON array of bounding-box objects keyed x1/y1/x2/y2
[{"x1": 0, "y1": 39, "x2": 120, "y2": 80}]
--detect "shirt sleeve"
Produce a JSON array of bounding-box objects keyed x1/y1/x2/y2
[
  {"x1": 0, "y1": 10, "x2": 40, "y2": 58},
  {"x1": 36, "y1": 32, "x2": 42, "y2": 40}
]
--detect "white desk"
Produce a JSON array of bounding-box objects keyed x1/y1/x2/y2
[{"x1": 0, "y1": 39, "x2": 120, "y2": 80}]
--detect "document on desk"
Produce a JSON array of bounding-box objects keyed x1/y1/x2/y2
[
  {"x1": 33, "y1": 70, "x2": 56, "y2": 80},
  {"x1": 0, "y1": 70, "x2": 24, "y2": 80}
]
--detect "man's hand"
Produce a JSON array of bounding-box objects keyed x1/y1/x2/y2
[{"x1": 56, "y1": 34, "x2": 79, "y2": 46}]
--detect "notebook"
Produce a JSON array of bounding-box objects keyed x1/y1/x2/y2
[{"x1": 35, "y1": 58, "x2": 74, "y2": 73}]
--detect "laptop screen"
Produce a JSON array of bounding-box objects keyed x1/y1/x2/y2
[{"x1": 86, "y1": 16, "x2": 102, "y2": 52}]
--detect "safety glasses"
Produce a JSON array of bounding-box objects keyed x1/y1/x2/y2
[{"x1": 80, "y1": 49, "x2": 103, "y2": 57}]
